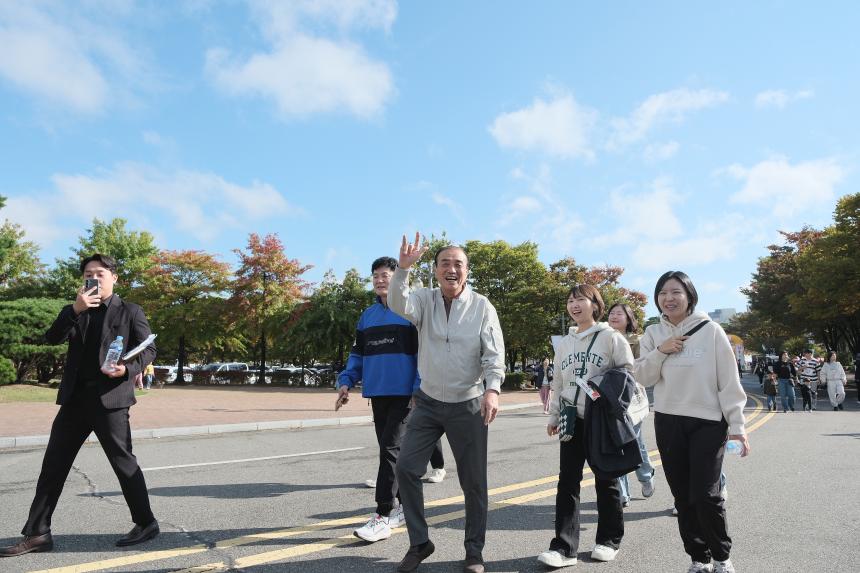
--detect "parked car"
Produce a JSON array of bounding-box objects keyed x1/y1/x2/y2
[{"x1": 153, "y1": 364, "x2": 192, "y2": 383}]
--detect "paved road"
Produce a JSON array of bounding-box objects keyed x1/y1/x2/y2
[{"x1": 0, "y1": 376, "x2": 857, "y2": 573}]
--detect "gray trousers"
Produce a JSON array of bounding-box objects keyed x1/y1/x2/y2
[{"x1": 395, "y1": 390, "x2": 488, "y2": 558}]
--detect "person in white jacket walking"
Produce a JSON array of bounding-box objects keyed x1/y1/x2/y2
[
  {"x1": 820, "y1": 351, "x2": 847, "y2": 410},
  {"x1": 536, "y1": 285, "x2": 634, "y2": 569},
  {"x1": 634, "y1": 271, "x2": 749, "y2": 573}
]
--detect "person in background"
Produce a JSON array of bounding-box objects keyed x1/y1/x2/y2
[
  {"x1": 537, "y1": 357, "x2": 554, "y2": 415},
  {"x1": 144, "y1": 363, "x2": 155, "y2": 390},
  {"x1": 754, "y1": 359, "x2": 767, "y2": 387},
  {"x1": 337, "y1": 256, "x2": 420, "y2": 543},
  {"x1": 606, "y1": 303, "x2": 656, "y2": 508},
  {"x1": 820, "y1": 351, "x2": 846, "y2": 411},
  {"x1": 764, "y1": 368, "x2": 779, "y2": 412},
  {"x1": 772, "y1": 352, "x2": 798, "y2": 413},
  {"x1": 635, "y1": 271, "x2": 749, "y2": 573},
  {"x1": 797, "y1": 349, "x2": 820, "y2": 411}
]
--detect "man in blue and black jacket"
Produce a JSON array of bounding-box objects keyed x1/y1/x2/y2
[{"x1": 337, "y1": 256, "x2": 420, "y2": 544}]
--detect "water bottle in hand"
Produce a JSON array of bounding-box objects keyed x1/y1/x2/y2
[
  {"x1": 725, "y1": 439, "x2": 743, "y2": 455},
  {"x1": 102, "y1": 336, "x2": 124, "y2": 371}
]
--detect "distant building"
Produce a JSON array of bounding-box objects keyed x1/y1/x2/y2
[{"x1": 708, "y1": 308, "x2": 736, "y2": 324}]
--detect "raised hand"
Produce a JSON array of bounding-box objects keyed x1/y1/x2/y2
[
  {"x1": 73, "y1": 286, "x2": 101, "y2": 315},
  {"x1": 399, "y1": 232, "x2": 429, "y2": 270}
]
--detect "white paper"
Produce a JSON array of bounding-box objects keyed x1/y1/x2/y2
[{"x1": 121, "y1": 333, "x2": 157, "y2": 362}]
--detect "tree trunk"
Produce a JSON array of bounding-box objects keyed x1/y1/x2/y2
[
  {"x1": 258, "y1": 331, "x2": 267, "y2": 385},
  {"x1": 177, "y1": 335, "x2": 186, "y2": 385}
]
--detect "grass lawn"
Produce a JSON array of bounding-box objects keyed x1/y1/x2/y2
[{"x1": 0, "y1": 384, "x2": 149, "y2": 403}]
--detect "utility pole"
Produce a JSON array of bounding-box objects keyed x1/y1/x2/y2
[{"x1": 258, "y1": 271, "x2": 268, "y2": 385}]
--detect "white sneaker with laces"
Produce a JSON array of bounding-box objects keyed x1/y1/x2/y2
[
  {"x1": 686, "y1": 561, "x2": 714, "y2": 573},
  {"x1": 713, "y1": 558, "x2": 735, "y2": 573},
  {"x1": 536, "y1": 549, "x2": 577, "y2": 568},
  {"x1": 590, "y1": 544, "x2": 618, "y2": 562},
  {"x1": 364, "y1": 479, "x2": 376, "y2": 488},
  {"x1": 388, "y1": 505, "x2": 405, "y2": 528},
  {"x1": 425, "y1": 468, "x2": 446, "y2": 483},
  {"x1": 353, "y1": 514, "x2": 391, "y2": 542},
  {"x1": 642, "y1": 478, "x2": 655, "y2": 498}
]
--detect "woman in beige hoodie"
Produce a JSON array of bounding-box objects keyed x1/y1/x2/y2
[
  {"x1": 635, "y1": 271, "x2": 748, "y2": 573},
  {"x1": 820, "y1": 351, "x2": 847, "y2": 410},
  {"x1": 536, "y1": 285, "x2": 634, "y2": 569}
]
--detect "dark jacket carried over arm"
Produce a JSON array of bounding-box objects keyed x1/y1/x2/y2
[
  {"x1": 583, "y1": 367, "x2": 643, "y2": 480},
  {"x1": 47, "y1": 295, "x2": 157, "y2": 409}
]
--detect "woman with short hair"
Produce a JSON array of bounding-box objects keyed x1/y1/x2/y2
[
  {"x1": 820, "y1": 351, "x2": 847, "y2": 411},
  {"x1": 635, "y1": 271, "x2": 749, "y2": 573}
]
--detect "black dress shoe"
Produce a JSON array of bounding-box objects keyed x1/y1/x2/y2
[
  {"x1": 396, "y1": 540, "x2": 435, "y2": 572},
  {"x1": 0, "y1": 533, "x2": 54, "y2": 557},
  {"x1": 463, "y1": 555, "x2": 485, "y2": 573},
  {"x1": 116, "y1": 520, "x2": 160, "y2": 547}
]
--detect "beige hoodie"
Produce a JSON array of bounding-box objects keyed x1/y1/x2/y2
[
  {"x1": 548, "y1": 322, "x2": 634, "y2": 426},
  {"x1": 635, "y1": 311, "x2": 747, "y2": 435}
]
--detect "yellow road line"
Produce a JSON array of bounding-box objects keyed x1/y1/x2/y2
[{"x1": 30, "y1": 398, "x2": 768, "y2": 573}]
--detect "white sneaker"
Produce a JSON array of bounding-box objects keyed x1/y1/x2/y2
[
  {"x1": 424, "y1": 468, "x2": 446, "y2": 483},
  {"x1": 537, "y1": 549, "x2": 577, "y2": 568},
  {"x1": 388, "y1": 505, "x2": 406, "y2": 528},
  {"x1": 364, "y1": 479, "x2": 376, "y2": 488},
  {"x1": 686, "y1": 561, "x2": 714, "y2": 573},
  {"x1": 713, "y1": 559, "x2": 735, "y2": 573},
  {"x1": 590, "y1": 544, "x2": 618, "y2": 562},
  {"x1": 719, "y1": 485, "x2": 728, "y2": 501},
  {"x1": 642, "y1": 479, "x2": 655, "y2": 498},
  {"x1": 353, "y1": 514, "x2": 391, "y2": 542}
]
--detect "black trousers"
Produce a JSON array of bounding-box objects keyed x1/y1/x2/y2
[
  {"x1": 396, "y1": 391, "x2": 488, "y2": 558},
  {"x1": 22, "y1": 387, "x2": 155, "y2": 536},
  {"x1": 654, "y1": 412, "x2": 731, "y2": 563},
  {"x1": 549, "y1": 417, "x2": 624, "y2": 557},
  {"x1": 371, "y1": 395, "x2": 411, "y2": 516},
  {"x1": 799, "y1": 384, "x2": 812, "y2": 410}
]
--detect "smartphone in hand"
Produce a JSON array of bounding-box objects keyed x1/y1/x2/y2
[{"x1": 84, "y1": 278, "x2": 100, "y2": 296}]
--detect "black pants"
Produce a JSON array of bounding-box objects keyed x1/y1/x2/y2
[
  {"x1": 23, "y1": 387, "x2": 155, "y2": 536},
  {"x1": 371, "y1": 395, "x2": 411, "y2": 516},
  {"x1": 396, "y1": 390, "x2": 488, "y2": 558},
  {"x1": 549, "y1": 417, "x2": 624, "y2": 557},
  {"x1": 430, "y1": 439, "x2": 444, "y2": 469},
  {"x1": 799, "y1": 384, "x2": 812, "y2": 410},
  {"x1": 654, "y1": 413, "x2": 731, "y2": 563}
]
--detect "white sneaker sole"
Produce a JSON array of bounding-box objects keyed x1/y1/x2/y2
[
  {"x1": 537, "y1": 553, "x2": 577, "y2": 568},
  {"x1": 353, "y1": 528, "x2": 391, "y2": 543}
]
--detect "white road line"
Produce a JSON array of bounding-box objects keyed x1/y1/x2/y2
[{"x1": 142, "y1": 447, "x2": 366, "y2": 472}]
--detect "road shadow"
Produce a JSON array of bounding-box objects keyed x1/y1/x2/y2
[{"x1": 90, "y1": 481, "x2": 361, "y2": 499}]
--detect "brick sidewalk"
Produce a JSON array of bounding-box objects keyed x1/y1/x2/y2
[{"x1": 0, "y1": 386, "x2": 543, "y2": 438}]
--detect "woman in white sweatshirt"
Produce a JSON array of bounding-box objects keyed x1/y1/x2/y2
[
  {"x1": 536, "y1": 285, "x2": 634, "y2": 569},
  {"x1": 820, "y1": 351, "x2": 847, "y2": 410},
  {"x1": 634, "y1": 271, "x2": 749, "y2": 573}
]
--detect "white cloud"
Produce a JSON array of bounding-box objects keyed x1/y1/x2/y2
[
  {"x1": 724, "y1": 156, "x2": 845, "y2": 217},
  {"x1": 497, "y1": 165, "x2": 584, "y2": 252},
  {"x1": 4, "y1": 163, "x2": 303, "y2": 247},
  {"x1": 431, "y1": 193, "x2": 465, "y2": 225},
  {"x1": 629, "y1": 214, "x2": 750, "y2": 271},
  {"x1": 205, "y1": 0, "x2": 395, "y2": 119},
  {"x1": 754, "y1": 89, "x2": 814, "y2": 110},
  {"x1": 643, "y1": 140, "x2": 680, "y2": 162},
  {"x1": 608, "y1": 88, "x2": 729, "y2": 149},
  {"x1": 488, "y1": 92, "x2": 597, "y2": 159},
  {"x1": 0, "y1": 2, "x2": 157, "y2": 114},
  {"x1": 591, "y1": 178, "x2": 684, "y2": 248}
]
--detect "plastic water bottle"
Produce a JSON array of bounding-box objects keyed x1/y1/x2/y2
[
  {"x1": 103, "y1": 336, "x2": 124, "y2": 370},
  {"x1": 725, "y1": 439, "x2": 743, "y2": 455}
]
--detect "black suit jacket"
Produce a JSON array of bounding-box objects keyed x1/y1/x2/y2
[{"x1": 46, "y1": 295, "x2": 157, "y2": 409}]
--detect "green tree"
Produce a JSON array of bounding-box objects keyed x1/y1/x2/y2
[
  {"x1": 48, "y1": 218, "x2": 159, "y2": 298},
  {"x1": 136, "y1": 250, "x2": 234, "y2": 383},
  {"x1": 0, "y1": 195, "x2": 45, "y2": 295},
  {"x1": 0, "y1": 356, "x2": 15, "y2": 385},
  {"x1": 0, "y1": 298, "x2": 67, "y2": 383},
  {"x1": 232, "y1": 233, "x2": 311, "y2": 382}
]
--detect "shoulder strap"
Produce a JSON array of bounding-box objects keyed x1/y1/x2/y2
[
  {"x1": 683, "y1": 320, "x2": 710, "y2": 338},
  {"x1": 577, "y1": 332, "x2": 600, "y2": 377}
]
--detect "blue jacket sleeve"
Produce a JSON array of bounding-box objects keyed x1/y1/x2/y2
[{"x1": 337, "y1": 326, "x2": 364, "y2": 389}]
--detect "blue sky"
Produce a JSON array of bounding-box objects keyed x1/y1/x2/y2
[{"x1": 1, "y1": 1, "x2": 857, "y2": 316}]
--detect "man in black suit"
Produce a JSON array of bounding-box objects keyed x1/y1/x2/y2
[{"x1": 1, "y1": 254, "x2": 159, "y2": 557}]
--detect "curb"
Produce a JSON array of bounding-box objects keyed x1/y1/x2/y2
[{"x1": 0, "y1": 402, "x2": 542, "y2": 451}]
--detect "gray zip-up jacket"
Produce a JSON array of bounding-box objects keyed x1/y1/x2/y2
[{"x1": 388, "y1": 267, "x2": 506, "y2": 403}]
